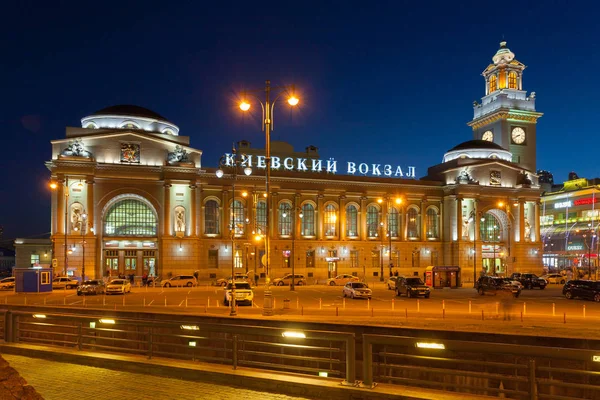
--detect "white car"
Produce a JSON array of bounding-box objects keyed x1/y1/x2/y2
[
  {"x1": 541, "y1": 274, "x2": 566, "y2": 284},
  {"x1": 223, "y1": 282, "x2": 254, "y2": 306},
  {"x1": 216, "y1": 273, "x2": 251, "y2": 287},
  {"x1": 342, "y1": 282, "x2": 372, "y2": 299},
  {"x1": 0, "y1": 277, "x2": 15, "y2": 290},
  {"x1": 52, "y1": 277, "x2": 79, "y2": 290},
  {"x1": 386, "y1": 276, "x2": 399, "y2": 290},
  {"x1": 272, "y1": 274, "x2": 306, "y2": 286},
  {"x1": 161, "y1": 275, "x2": 197, "y2": 288},
  {"x1": 105, "y1": 279, "x2": 132, "y2": 295},
  {"x1": 327, "y1": 274, "x2": 359, "y2": 286}
]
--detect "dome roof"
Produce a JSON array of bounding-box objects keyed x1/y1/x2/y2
[
  {"x1": 449, "y1": 140, "x2": 505, "y2": 152},
  {"x1": 91, "y1": 105, "x2": 170, "y2": 122}
]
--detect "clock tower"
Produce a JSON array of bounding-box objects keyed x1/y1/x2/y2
[{"x1": 468, "y1": 42, "x2": 543, "y2": 172}]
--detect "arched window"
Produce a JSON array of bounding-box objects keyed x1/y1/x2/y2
[
  {"x1": 508, "y1": 72, "x2": 517, "y2": 89},
  {"x1": 346, "y1": 204, "x2": 358, "y2": 237},
  {"x1": 366, "y1": 205, "x2": 380, "y2": 237},
  {"x1": 230, "y1": 200, "x2": 245, "y2": 235},
  {"x1": 256, "y1": 200, "x2": 267, "y2": 235},
  {"x1": 388, "y1": 207, "x2": 399, "y2": 237},
  {"x1": 426, "y1": 208, "x2": 439, "y2": 239},
  {"x1": 204, "y1": 200, "x2": 220, "y2": 234},
  {"x1": 480, "y1": 213, "x2": 501, "y2": 242},
  {"x1": 324, "y1": 204, "x2": 337, "y2": 236},
  {"x1": 301, "y1": 203, "x2": 315, "y2": 236},
  {"x1": 278, "y1": 202, "x2": 292, "y2": 236},
  {"x1": 407, "y1": 207, "x2": 420, "y2": 239},
  {"x1": 489, "y1": 75, "x2": 497, "y2": 93},
  {"x1": 104, "y1": 198, "x2": 157, "y2": 236}
]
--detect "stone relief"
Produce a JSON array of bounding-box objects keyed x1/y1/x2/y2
[
  {"x1": 167, "y1": 145, "x2": 190, "y2": 165},
  {"x1": 456, "y1": 169, "x2": 478, "y2": 185},
  {"x1": 60, "y1": 138, "x2": 92, "y2": 158},
  {"x1": 517, "y1": 171, "x2": 532, "y2": 186},
  {"x1": 70, "y1": 203, "x2": 84, "y2": 231}
]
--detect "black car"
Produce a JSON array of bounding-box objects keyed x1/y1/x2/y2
[
  {"x1": 395, "y1": 277, "x2": 430, "y2": 298},
  {"x1": 510, "y1": 273, "x2": 547, "y2": 290},
  {"x1": 77, "y1": 279, "x2": 106, "y2": 296},
  {"x1": 563, "y1": 280, "x2": 600, "y2": 302},
  {"x1": 475, "y1": 276, "x2": 521, "y2": 297}
]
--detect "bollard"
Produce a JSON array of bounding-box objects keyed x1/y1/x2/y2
[
  {"x1": 204, "y1": 305, "x2": 207, "y2": 313},
  {"x1": 392, "y1": 298, "x2": 395, "y2": 311},
  {"x1": 469, "y1": 299, "x2": 471, "y2": 314},
  {"x1": 343, "y1": 298, "x2": 346, "y2": 309},
  {"x1": 443, "y1": 309, "x2": 445, "y2": 319},
  {"x1": 103, "y1": 296, "x2": 106, "y2": 306},
  {"x1": 186, "y1": 297, "x2": 188, "y2": 308},
  {"x1": 442, "y1": 300, "x2": 445, "y2": 310},
  {"x1": 296, "y1": 298, "x2": 299, "y2": 309},
  {"x1": 165, "y1": 297, "x2": 167, "y2": 307},
  {"x1": 273, "y1": 298, "x2": 276, "y2": 309},
  {"x1": 523, "y1": 302, "x2": 526, "y2": 316},
  {"x1": 417, "y1": 299, "x2": 420, "y2": 313},
  {"x1": 319, "y1": 298, "x2": 322, "y2": 309},
  {"x1": 564, "y1": 312, "x2": 566, "y2": 324},
  {"x1": 405, "y1": 308, "x2": 408, "y2": 320},
  {"x1": 336, "y1": 307, "x2": 338, "y2": 317},
  {"x1": 217, "y1": 300, "x2": 220, "y2": 307},
  {"x1": 208, "y1": 298, "x2": 210, "y2": 308},
  {"x1": 495, "y1": 302, "x2": 499, "y2": 316},
  {"x1": 583, "y1": 305, "x2": 586, "y2": 318},
  {"x1": 553, "y1": 303, "x2": 555, "y2": 317},
  {"x1": 521, "y1": 311, "x2": 523, "y2": 322},
  {"x1": 24, "y1": 297, "x2": 27, "y2": 306},
  {"x1": 367, "y1": 298, "x2": 370, "y2": 310},
  {"x1": 371, "y1": 308, "x2": 374, "y2": 317}
]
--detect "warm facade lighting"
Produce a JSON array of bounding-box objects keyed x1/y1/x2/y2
[
  {"x1": 49, "y1": 181, "x2": 58, "y2": 190},
  {"x1": 181, "y1": 325, "x2": 200, "y2": 331},
  {"x1": 99, "y1": 319, "x2": 116, "y2": 324},
  {"x1": 282, "y1": 331, "x2": 306, "y2": 339},
  {"x1": 32, "y1": 314, "x2": 46, "y2": 319},
  {"x1": 497, "y1": 201, "x2": 504, "y2": 208},
  {"x1": 416, "y1": 342, "x2": 445, "y2": 350},
  {"x1": 395, "y1": 198, "x2": 402, "y2": 204}
]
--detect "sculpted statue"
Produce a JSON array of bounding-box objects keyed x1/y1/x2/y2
[
  {"x1": 175, "y1": 207, "x2": 185, "y2": 233},
  {"x1": 70, "y1": 204, "x2": 84, "y2": 231},
  {"x1": 456, "y1": 169, "x2": 478, "y2": 185},
  {"x1": 167, "y1": 145, "x2": 190, "y2": 165},
  {"x1": 61, "y1": 138, "x2": 92, "y2": 158},
  {"x1": 524, "y1": 219, "x2": 532, "y2": 241}
]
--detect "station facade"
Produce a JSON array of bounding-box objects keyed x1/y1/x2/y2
[{"x1": 46, "y1": 43, "x2": 544, "y2": 284}]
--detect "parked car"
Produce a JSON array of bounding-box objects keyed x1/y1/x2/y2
[
  {"x1": 105, "y1": 279, "x2": 131, "y2": 295},
  {"x1": 0, "y1": 277, "x2": 15, "y2": 290},
  {"x1": 395, "y1": 277, "x2": 431, "y2": 298},
  {"x1": 510, "y1": 273, "x2": 547, "y2": 290},
  {"x1": 52, "y1": 276, "x2": 79, "y2": 290},
  {"x1": 541, "y1": 273, "x2": 566, "y2": 284},
  {"x1": 216, "y1": 273, "x2": 251, "y2": 287},
  {"x1": 161, "y1": 275, "x2": 197, "y2": 288},
  {"x1": 476, "y1": 276, "x2": 521, "y2": 298},
  {"x1": 327, "y1": 274, "x2": 358, "y2": 286},
  {"x1": 502, "y1": 277, "x2": 524, "y2": 290},
  {"x1": 223, "y1": 281, "x2": 254, "y2": 306},
  {"x1": 563, "y1": 280, "x2": 600, "y2": 302},
  {"x1": 77, "y1": 280, "x2": 105, "y2": 296},
  {"x1": 386, "y1": 276, "x2": 399, "y2": 290},
  {"x1": 273, "y1": 274, "x2": 306, "y2": 286},
  {"x1": 342, "y1": 282, "x2": 372, "y2": 299}
]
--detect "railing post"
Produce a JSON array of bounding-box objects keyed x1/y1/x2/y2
[
  {"x1": 529, "y1": 358, "x2": 538, "y2": 400},
  {"x1": 361, "y1": 335, "x2": 376, "y2": 388},
  {"x1": 341, "y1": 334, "x2": 356, "y2": 386},
  {"x1": 232, "y1": 335, "x2": 238, "y2": 370},
  {"x1": 148, "y1": 327, "x2": 153, "y2": 359}
]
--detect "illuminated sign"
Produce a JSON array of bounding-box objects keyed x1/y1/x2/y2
[
  {"x1": 221, "y1": 154, "x2": 416, "y2": 178},
  {"x1": 574, "y1": 197, "x2": 599, "y2": 206},
  {"x1": 325, "y1": 257, "x2": 340, "y2": 262},
  {"x1": 554, "y1": 201, "x2": 572, "y2": 209},
  {"x1": 567, "y1": 244, "x2": 584, "y2": 251}
]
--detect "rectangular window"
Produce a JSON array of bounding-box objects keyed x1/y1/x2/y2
[
  {"x1": 105, "y1": 250, "x2": 118, "y2": 271},
  {"x1": 30, "y1": 254, "x2": 40, "y2": 266},
  {"x1": 143, "y1": 251, "x2": 155, "y2": 275},
  {"x1": 306, "y1": 250, "x2": 315, "y2": 268},
  {"x1": 371, "y1": 250, "x2": 380, "y2": 268},
  {"x1": 208, "y1": 250, "x2": 219, "y2": 268},
  {"x1": 125, "y1": 250, "x2": 136, "y2": 271},
  {"x1": 234, "y1": 249, "x2": 243, "y2": 269},
  {"x1": 350, "y1": 250, "x2": 359, "y2": 268},
  {"x1": 283, "y1": 250, "x2": 291, "y2": 268},
  {"x1": 41, "y1": 272, "x2": 50, "y2": 284},
  {"x1": 256, "y1": 201, "x2": 267, "y2": 235}
]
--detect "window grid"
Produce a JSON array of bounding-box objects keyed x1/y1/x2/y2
[
  {"x1": 407, "y1": 208, "x2": 420, "y2": 239},
  {"x1": 426, "y1": 208, "x2": 439, "y2": 239},
  {"x1": 256, "y1": 201, "x2": 267, "y2": 234},
  {"x1": 230, "y1": 200, "x2": 245, "y2": 235},
  {"x1": 208, "y1": 249, "x2": 219, "y2": 268},
  {"x1": 480, "y1": 213, "x2": 501, "y2": 242},
  {"x1": 279, "y1": 202, "x2": 292, "y2": 236},
  {"x1": 508, "y1": 72, "x2": 517, "y2": 89},
  {"x1": 388, "y1": 207, "x2": 399, "y2": 237},
  {"x1": 301, "y1": 204, "x2": 315, "y2": 236},
  {"x1": 306, "y1": 250, "x2": 315, "y2": 268},
  {"x1": 205, "y1": 200, "x2": 220, "y2": 234},
  {"x1": 324, "y1": 204, "x2": 337, "y2": 236},
  {"x1": 371, "y1": 250, "x2": 380, "y2": 268},
  {"x1": 346, "y1": 205, "x2": 358, "y2": 237},
  {"x1": 350, "y1": 250, "x2": 359, "y2": 268},
  {"x1": 104, "y1": 199, "x2": 157, "y2": 236},
  {"x1": 367, "y1": 206, "x2": 379, "y2": 237},
  {"x1": 489, "y1": 75, "x2": 497, "y2": 92}
]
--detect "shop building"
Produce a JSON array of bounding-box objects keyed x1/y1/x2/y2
[{"x1": 44, "y1": 43, "x2": 543, "y2": 284}]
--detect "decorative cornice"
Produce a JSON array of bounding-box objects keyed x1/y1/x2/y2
[{"x1": 468, "y1": 110, "x2": 543, "y2": 129}]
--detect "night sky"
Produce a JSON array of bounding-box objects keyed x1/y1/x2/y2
[{"x1": 1, "y1": 1, "x2": 598, "y2": 242}]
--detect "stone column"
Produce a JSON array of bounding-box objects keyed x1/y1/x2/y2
[
  {"x1": 534, "y1": 201, "x2": 541, "y2": 242},
  {"x1": 271, "y1": 193, "x2": 278, "y2": 238},
  {"x1": 222, "y1": 189, "x2": 229, "y2": 237},
  {"x1": 86, "y1": 178, "x2": 94, "y2": 235},
  {"x1": 420, "y1": 199, "x2": 427, "y2": 241},
  {"x1": 456, "y1": 197, "x2": 463, "y2": 242},
  {"x1": 198, "y1": 187, "x2": 205, "y2": 236},
  {"x1": 164, "y1": 183, "x2": 171, "y2": 236},
  {"x1": 57, "y1": 179, "x2": 65, "y2": 235},
  {"x1": 339, "y1": 196, "x2": 346, "y2": 241},
  {"x1": 473, "y1": 200, "x2": 479, "y2": 242},
  {"x1": 317, "y1": 194, "x2": 324, "y2": 239},
  {"x1": 189, "y1": 184, "x2": 197, "y2": 237},
  {"x1": 360, "y1": 197, "x2": 367, "y2": 241},
  {"x1": 519, "y1": 200, "x2": 525, "y2": 243}
]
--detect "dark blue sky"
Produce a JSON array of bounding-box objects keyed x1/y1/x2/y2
[{"x1": 1, "y1": 0, "x2": 598, "y2": 241}]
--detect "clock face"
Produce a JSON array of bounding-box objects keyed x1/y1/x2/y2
[
  {"x1": 482, "y1": 131, "x2": 494, "y2": 142},
  {"x1": 511, "y1": 127, "x2": 526, "y2": 144}
]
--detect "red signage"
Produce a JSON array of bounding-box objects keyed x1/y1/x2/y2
[{"x1": 574, "y1": 197, "x2": 599, "y2": 206}]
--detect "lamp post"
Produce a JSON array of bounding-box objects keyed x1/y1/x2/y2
[
  {"x1": 238, "y1": 81, "x2": 299, "y2": 286},
  {"x1": 281, "y1": 205, "x2": 303, "y2": 291},
  {"x1": 379, "y1": 197, "x2": 402, "y2": 277},
  {"x1": 49, "y1": 177, "x2": 71, "y2": 276},
  {"x1": 73, "y1": 210, "x2": 89, "y2": 282},
  {"x1": 216, "y1": 142, "x2": 253, "y2": 317}
]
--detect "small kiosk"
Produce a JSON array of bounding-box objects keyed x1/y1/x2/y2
[
  {"x1": 14, "y1": 267, "x2": 53, "y2": 293},
  {"x1": 425, "y1": 266, "x2": 461, "y2": 289}
]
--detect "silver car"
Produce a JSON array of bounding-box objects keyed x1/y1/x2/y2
[{"x1": 343, "y1": 282, "x2": 372, "y2": 299}]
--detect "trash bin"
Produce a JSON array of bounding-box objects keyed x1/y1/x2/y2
[
  {"x1": 263, "y1": 290, "x2": 273, "y2": 316},
  {"x1": 283, "y1": 298, "x2": 290, "y2": 309}
]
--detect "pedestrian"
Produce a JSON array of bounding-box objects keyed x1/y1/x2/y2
[
  {"x1": 254, "y1": 273, "x2": 259, "y2": 286},
  {"x1": 394, "y1": 270, "x2": 399, "y2": 277},
  {"x1": 142, "y1": 272, "x2": 148, "y2": 286}
]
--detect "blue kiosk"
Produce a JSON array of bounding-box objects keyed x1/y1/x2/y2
[{"x1": 14, "y1": 267, "x2": 53, "y2": 293}]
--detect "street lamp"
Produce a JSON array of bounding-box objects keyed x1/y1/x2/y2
[
  {"x1": 468, "y1": 212, "x2": 485, "y2": 285},
  {"x1": 238, "y1": 80, "x2": 299, "y2": 286},
  {"x1": 73, "y1": 210, "x2": 89, "y2": 282},
  {"x1": 216, "y1": 142, "x2": 253, "y2": 317},
  {"x1": 379, "y1": 197, "x2": 402, "y2": 278},
  {"x1": 281, "y1": 205, "x2": 303, "y2": 291},
  {"x1": 49, "y1": 177, "x2": 70, "y2": 276}
]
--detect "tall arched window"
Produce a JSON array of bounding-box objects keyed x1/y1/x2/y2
[
  {"x1": 256, "y1": 200, "x2": 267, "y2": 234},
  {"x1": 346, "y1": 204, "x2": 358, "y2": 237},
  {"x1": 230, "y1": 200, "x2": 245, "y2": 235},
  {"x1": 324, "y1": 204, "x2": 337, "y2": 236},
  {"x1": 367, "y1": 205, "x2": 379, "y2": 237},
  {"x1": 104, "y1": 198, "x2": 157, "y2": 236},
  {"x1": 489, "y1": 75, "x2": 497, "y2": 93},
  {"x1": 204, "y1": 200, "x2": 219, "y2": 234},
  {"x1": 407, "y1": 207, "x2": 420, "y2": 239},
  {"x1": 388, "y1": 207, "x2": 399, "y2": 237},
  {"x1": 301, "y1": 203, "x2": 315, "y2": 236},
  {"x1": 278, "y1": 202, "x2": 292, "y2": 236},
  {"x1": 480, "y1": 213, "x2": 501, "y2": 242},
  {"x1": 508, "y1": 71, "x2": 517, "y2": 89},
  {"x1": 426, "y1": 208, "x2": 439, "y2": 239}
]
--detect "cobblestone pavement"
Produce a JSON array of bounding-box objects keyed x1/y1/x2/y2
[{"x1": 3, "y1": 354, "x2": 314, "y2": 400}]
